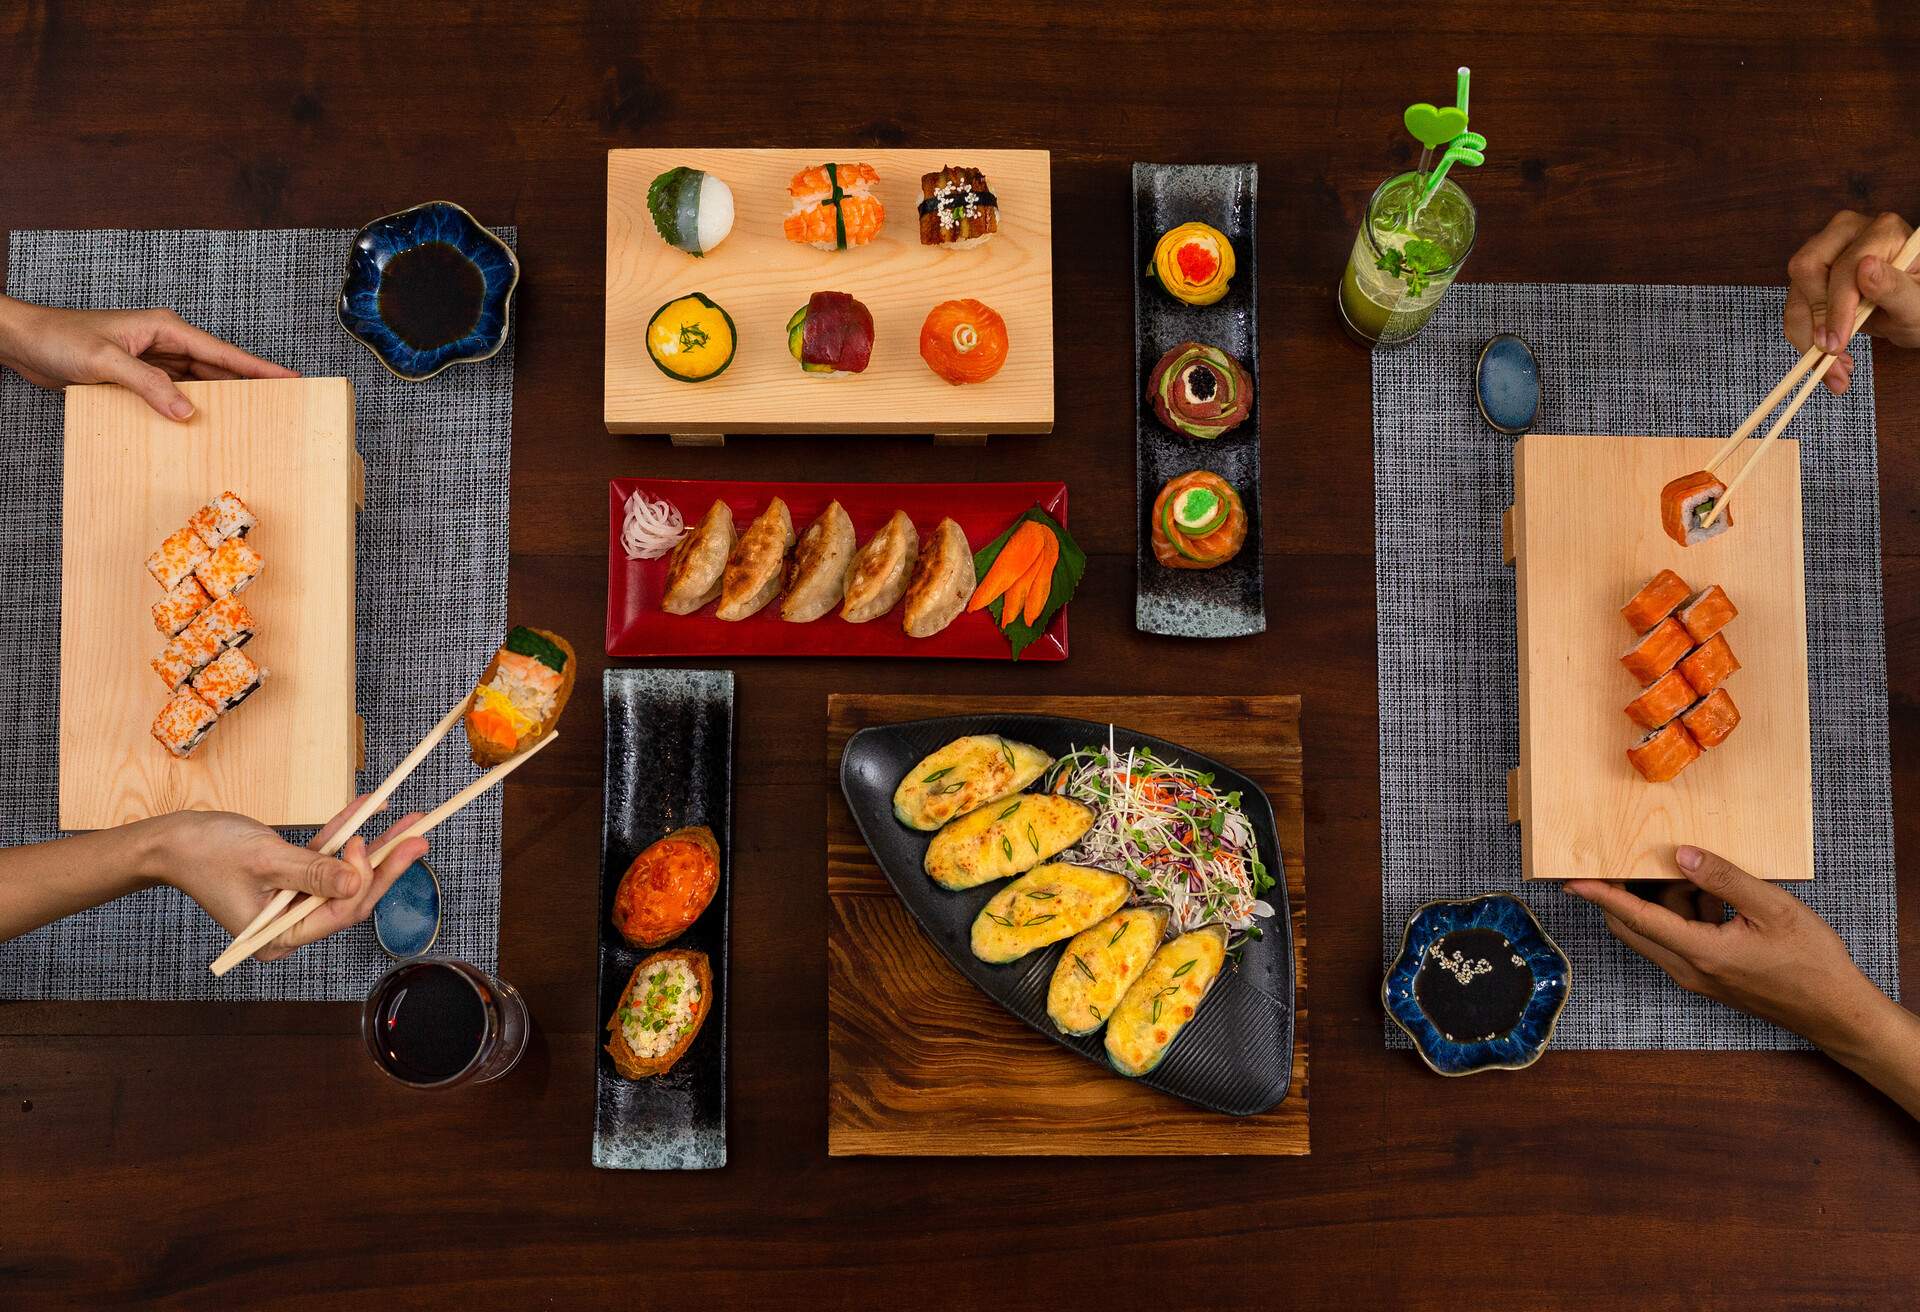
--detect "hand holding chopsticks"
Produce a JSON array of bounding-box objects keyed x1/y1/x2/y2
[
  {"x1": 1702, "y1": 220, "x2": 1920, "y2": 528},
  {"x1": 207, "y1": 695, "x2": 553, "y2": 976}
]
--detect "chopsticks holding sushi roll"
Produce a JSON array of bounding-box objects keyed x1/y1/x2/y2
[{"x1": 1682, "y1": 223, "x2": 1920, "y2": 534}]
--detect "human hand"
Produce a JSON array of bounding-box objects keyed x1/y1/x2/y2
[
  {"x1": 1784, "y1": 210, "x2": 1920, "y2": 396},
  {"x1": 1565, "y1": 846, "x2": 1887, "y2": 1051},
  {"x1": 155, "y1": 799, "x2": 429, "y2": 962},
  {"x1": 0, "y1": 295, "x2": 297, "y2": 420}
]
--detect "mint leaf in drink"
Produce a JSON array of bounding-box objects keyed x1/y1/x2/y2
[
  {"x1": 1375, "y1": 247, "x2": 1406, "y2": 278},
  {"x1": 1402, "y1": 238, "x2": 1448, "y2": 272}
]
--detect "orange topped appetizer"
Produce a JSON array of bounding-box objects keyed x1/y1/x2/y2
[
  {"x1": 464, "y1": 626, "x2": 576, "y2": 767},
  {"x1": 612, "y1": 826, "x2": 721, "y2": 950},
  {"x1": 920, "y1": 298, "x2": 1009, "y2": 384},
  {"x1": 783, "y1": 162, "x2": 884, "y2": 251},
  {"x1": 1150, "y1": 471, "x2": 1248, "y2": 571}
]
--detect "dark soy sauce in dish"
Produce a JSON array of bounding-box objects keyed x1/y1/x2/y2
[
  {"x1": 1413, "y1": 927, "x2": 1534, "y2": 1043},
  {"x1": 369, "y1": 961, "x2": 487, "y2": 1084},
  {"x1": 378, "y1": 241, "x2": 484, "y2": 350}
]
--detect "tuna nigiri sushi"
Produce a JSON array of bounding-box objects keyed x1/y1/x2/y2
[
  {"x1": 919, "y1": 299, "x2": 1009, "y2": 385},
  {"x1": 787, "y1": 291, "x2": 874, "y2": 375},
  {"x1": 783, "y1": 162, "x2": 884, "y2": 251}
]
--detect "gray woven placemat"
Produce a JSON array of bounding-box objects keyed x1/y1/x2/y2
[
  {"x1": 0, "y1": 226, "x2": 515, "y2": 1000},
  {"x1": 1375, "y1": 283, "x2": 1897, "y2": 1050}
]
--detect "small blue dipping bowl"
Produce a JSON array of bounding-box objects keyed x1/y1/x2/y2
[
  {"x1": 1476, "y1": 332, "x2": 1541, "y2": 434},
  {"x1": 373, "y1": 858, "x2": 442, "y2": 960},
  {"x1": 338, "y1": 200, "x2": 518, "y2": 382},
  {"x1": 1384, "y1": 893, "x2": 1570, "y2": 1076}
]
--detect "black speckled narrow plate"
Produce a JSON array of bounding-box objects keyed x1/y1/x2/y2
[
  {"x1": 593, "y1": 669, "x2": 734, "y2": 1169},
  {"x1": 840, "y1": 714, "x2": 1293, "y2": 1116},
  {"x1": 1133, "y1": 162, "x2": 1265, "y2": 637}
]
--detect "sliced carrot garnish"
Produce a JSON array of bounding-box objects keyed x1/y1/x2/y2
[
  {"x1": 1020, "y1": 530, "x2": 1060, "y2": 626},
  {"x1": 967, "y1": 519, "x2": 1048, "y2": 612}
]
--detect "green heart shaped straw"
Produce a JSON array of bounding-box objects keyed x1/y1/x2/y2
[{"x1": 1413, "y1": 67, "x2": 1487, "y2": 218}]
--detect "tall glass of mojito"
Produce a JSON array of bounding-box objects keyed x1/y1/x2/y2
[{"x1": 1338, "y1": 171, "x2": 1477, "y2": 347}]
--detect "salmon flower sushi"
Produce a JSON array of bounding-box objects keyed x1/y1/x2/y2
[
  {"x1": 783, "y1": 162, "x2": 884, "y2": 251},
  {"x1": 919, "y1": 298, "x2": 1009, "y2": 385}
]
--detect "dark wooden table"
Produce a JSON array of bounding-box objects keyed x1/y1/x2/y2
[{"x1": 4, "y1": 3, "x2": 1917, "y2": 1306}]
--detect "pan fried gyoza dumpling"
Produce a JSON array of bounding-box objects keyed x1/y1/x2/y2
[
  {"x1": 902, "y1": 517, "x2": 974, "y2": 638},
  {"x1": 662, "y1": 500, "x2": 736, "y2": 615},
  {"x1": 716, "y1": 497, "x2": 795, "y2": 622},
  {"x1": 841, "y1": 511, "x2": 918, "y2": 623},
  {"x1": 780, "y1": 500, "x2": 856, "y2": 623}
]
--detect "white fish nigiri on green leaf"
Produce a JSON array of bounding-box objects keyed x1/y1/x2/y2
[{"x1": 647, "y1": 166, "x2": 735, "y2": 257}]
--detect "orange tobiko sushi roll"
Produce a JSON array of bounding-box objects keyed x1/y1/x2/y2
[
  {"x1": 1627, "y1": 721, "x2": 1702, "y2": 783},
  {"x1": 1621, "y1": 618, "x2": 1691, "y2": 686},
  {"x1": 1681, "y1": 688, "x2": 1740, "y2": 748},
  {"x1": 1679, "y1": 633, "x2": 1740, "y2": 697},
  {"x1": 1620, "y1": 569, "x2": 1692, "y2": 634},
  {"x1": 920, "y1": 298, "x2": 1009, "y2": 384}
]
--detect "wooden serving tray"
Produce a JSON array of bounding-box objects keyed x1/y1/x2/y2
[
  {"x1": 59, "y1": 379, "x2": 360, "y2": 830},
  {"x1": 605, "y1": 147, "x2": 1054, "y2": 441},
  {"x1": 1507, "y1": 434, "x2": 1814, "y2": 880},
  {"x1": 827, "y1": 694, "x2": 1309, "y2": 1156}
]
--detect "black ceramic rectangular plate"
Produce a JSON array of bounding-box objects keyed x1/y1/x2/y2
[
  {"x1": 840, "y1": 713, "x2": 1294, "y2": 1116},
  {"x1": 1132, "y1": 162, "x2": 1265, "y2": 638},
  {"x1": 593, "y1": 669, "x2": 734, "y2": 1169}
]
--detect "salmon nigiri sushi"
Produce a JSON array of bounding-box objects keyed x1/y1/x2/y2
[
  {"x1": 783, "y1": 162, "x2": 884, "y2": 251},
  {"x1": 920, "y1": 298, "x2": 1009, "y2": 384}
]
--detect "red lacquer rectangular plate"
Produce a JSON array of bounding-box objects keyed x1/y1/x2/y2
[{"x1": 607, "y1": 479, "x2": 1069, "y2": 661}]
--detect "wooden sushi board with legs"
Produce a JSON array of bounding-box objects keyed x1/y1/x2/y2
[
  {"x1": 59, "y1": 378, "x2": 359, "y2": 830},
  {"x1": 1507, "y1": 434, "x2": 1814, "y2": 880},
  {"x1": 605, "y1": 148, "x2": 1054, "y2": 440},
  {"x1": 827, "y1": 694, "x2": 1308, "y2": 1156}
]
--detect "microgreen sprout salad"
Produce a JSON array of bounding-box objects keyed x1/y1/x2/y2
[{"x1": 1046, "y1": 731, "x2": 1274, "y2": 939}]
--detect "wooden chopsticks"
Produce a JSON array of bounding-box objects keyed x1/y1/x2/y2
[
  {"x1": 1701, "y1": 226, "x2": 1920, "y2": 528},
  {"x1": 208, "y1": 695, "x2": 555, "y2": 976}
]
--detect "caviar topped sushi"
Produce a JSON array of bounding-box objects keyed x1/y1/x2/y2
[
  {"x1": 1149, "y1": 221, "x2": 1236, "y2": 306},
  {"x1": 783, "y1": 162, "x2": 884, "y2": 251}
]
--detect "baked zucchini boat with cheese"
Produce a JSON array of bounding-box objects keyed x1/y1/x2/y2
[
  {"x1": 892, "y1": 734, "x2": 1052, "y2": 831},
  {"x1": 1104, "y1": 925, "x2": 1229, "y2": 1077},
  {"x1": 969, "y1": 863, "x2": 1130, "y2": 964},
  {"x1": 1047, "y1": 906, "x2": 1170, "y2": 1036},
  {"x1": 604, "y1": 948, "x2": 713, "y2": 1080},
  {"x1": 923, "y1": 792, "x2": 1094, "y2": 890}
]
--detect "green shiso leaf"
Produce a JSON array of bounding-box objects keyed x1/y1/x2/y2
[
  {"x1": 504, "y1": 626, "x2": 568, "y2": 673},
  {"x1": 969, "y1": 504, "x2": 1086, "y2": 661},
  {"x1": 647, "y1": 166, "x2": 698, "y2": 254}
]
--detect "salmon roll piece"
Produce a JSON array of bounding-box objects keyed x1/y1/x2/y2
[
  {"x1": 187, "y1": 491, "x2": 257, "y2": 550},
  {"x1": 1628, "y1": 721, "x2": 1702, "y2": 783},
  {"x1": 1681, "y1": 688, "x2": 1740, "y2": 748},
  {"x1": 1676, "y1": 584, "x2": 1738, "y2": 645},
  {"x1": 1620, "y1": 569, "x2": 1692, "y2": 634},
  {"x1": 1625, "y1": 669, "x2": 1695, "y2": 729},
  {"x1": 152, "y1": 626, "x2": 222, "y2": 690},
  {"x1": 1661, "y1": 470, "x2": 1732, "y2": 546},
  {"x1": 194, "y1": 536, "x2": 264, "y2": 600},
  {"x1": 1679, "y1": 633, "x2": 1740, "y2": 697},
  {"x1": 190, "y1": 646, "x2": 267, "y2": 714},
  {"x1": 1621, "y1": 617, "x2": 1691, "y2": 686}
]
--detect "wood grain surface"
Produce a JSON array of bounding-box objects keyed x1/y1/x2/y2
[
  {"x1": 1512, "y1": 434, "x2": 1814, "y2": 879},
  {"x1": 3, "y1": 3, "x2": 1920, "y2": 1308},
  {"x1": 58, "y1": 378, "x2": 358, "y2": 828},
  {"x1": 605, "y1": 147, "x2": 1054, "y2": 435},
  {"x1": 826, "y1": 694, "x2": 1308, "y2": 1155}
]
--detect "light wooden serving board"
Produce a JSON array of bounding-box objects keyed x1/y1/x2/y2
[
  {"x1": 1507, "y1": 434, "x2": 1813, "y2": 881},
  {"x1": 827, "y1": 695, "x2": 1308, "y2": 1156},
  {"x1": 60, "y1": 379, "x2": 360, "y2": 830},
  {"x1": 605, "y1": 147, "x2": 1054, "y2": 439}
]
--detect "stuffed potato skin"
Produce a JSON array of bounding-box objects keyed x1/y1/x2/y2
[
  {"x1": 1104, "y1": 925, "x2": 1228, "y2": 1077},
  {"x1": 892, "y1": 735, "x2": 1052, "y2": 832},
  {"x1": 969, "y1": 864, "x2": 1130, "y2": 965},
  {"x1": 924, "y1": 793, "x2": 1094, "y2": 890},
  {"x1": 1047, "y1": 906, "x2": 1170, "y2": 1036}
]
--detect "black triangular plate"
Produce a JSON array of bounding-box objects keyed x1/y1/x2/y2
[{"x1": 840, "y1": 713, "x2": 1293, "y2": 1116}]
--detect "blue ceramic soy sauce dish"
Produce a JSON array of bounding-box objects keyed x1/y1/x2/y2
[
  {"x1": 338, "y1": 200, "x2": 518, "y2": 382},
  {"x1": 1384, "y1": 893, "x2": 1570, "y2": 1076},
  {"x1": 373, "y1": 858, "x2": 442, "y2": 960},
  {"x1": 1476, "y1": 332, "x2": 1540, "y2": 434}
]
